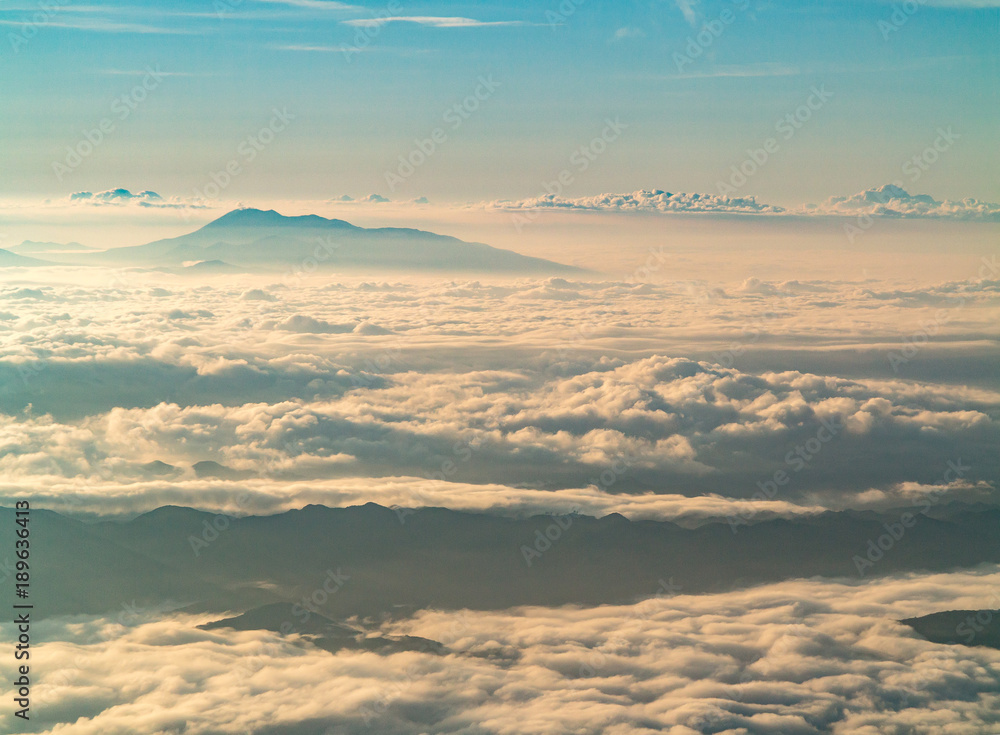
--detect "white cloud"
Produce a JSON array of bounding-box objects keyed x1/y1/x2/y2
[
  {"x1": 240, "y1": 288, "x2": 278, "y2": 302},
  {"x1": 804, "y1": 184, "x2": 1000, "y2": 220},
  {"x1": 0, "y1": 17, "x2": 196, "y2": 34},
  {"x1": 342, "y1": 16, "x2": 523, "y2": 28},
  {"x1": 252, "y1": 0, "x2": 357, "y2": 8}
]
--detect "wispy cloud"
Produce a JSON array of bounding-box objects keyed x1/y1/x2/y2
[
  {"x1": 269, "y1": 43, "x2": 358, "y2": 52},
  {"x1": 612, "y1": 26, "x2": 645, "y2": 41},
  {"x1": 342, "y1": 16, "x2": 523, "y2": 28},
  {"x1": 0, "y1": 18, "x2": 197, "y2": 34},
  {"x1": 91, "y1": 69, "x2": 214, "y2": 77},
  {"x1": 884, "y1": 0, "x2": 1000, "y2": 5},
  {"x1": 675, "y1": 0, "x2": 699, "y2": 26},
  {"x1": 672, "y1": 62, "x2": 804, "y2": 79},
  {"x1": 655, "y1": 56, "x2": 977, "y2": 81},
  {"x1": 250, "y1": 0, "x2": 358, "y2": 9}
]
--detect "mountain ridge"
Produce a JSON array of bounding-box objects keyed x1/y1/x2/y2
[{"x1": 4, "y1": 503, "x2": 1000, "y2": 620}]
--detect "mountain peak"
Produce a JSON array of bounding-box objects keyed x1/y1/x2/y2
[
  {"x1": 66, "y1": 207, "x2": 579, "y2": 273},
  {"x1": 201, "y1": 208, "x2": 356, "y2": 230}
]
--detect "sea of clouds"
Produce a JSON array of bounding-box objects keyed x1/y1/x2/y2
[
  {"x1": 0, "y1": 272, "x2": 997, "y2": 521},
  {"x1": 0, "y1": 247, "x2": 998, "y2": 734},
  {"x1": 4, "y1": 568, "x2": 1000, "y2": 734}
]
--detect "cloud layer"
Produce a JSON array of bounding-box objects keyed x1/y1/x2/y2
[
  {"x1": 0, "y1": 274, "x2": 997, "y2": 520},
  {"x1": 5, "y1": 568, "x2": 1000, "y2": 734}
]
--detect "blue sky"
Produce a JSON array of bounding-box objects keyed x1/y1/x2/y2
[{"x1": 1, "y1": 0, "x2": 997, "y2": 206}]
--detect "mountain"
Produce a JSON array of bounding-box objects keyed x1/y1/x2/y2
[
  {"x1": 54, "y1": 208, "x2": 579, "y2": 273},
  {"x1": 0, "y1": 248, "x2": 57, "y2": 267},
  {"x1": 199, "y1": 602, "x2": 446, "y2": 655},
  {"x1": 900, "y1": 610, "x2": 1000, "y2": 649},
  {"x1": 200, "y1": 602, "x2": 361, "y2": 637},
  {"x1": 182, "y1": 259, "x2": 244, "y2": 273},
  {"x1": 192, "y1": 460, "x2": 254, "y2": 480},
  {"x1": 5, "y1": 503, "x2": 1000, "y2": 620}
]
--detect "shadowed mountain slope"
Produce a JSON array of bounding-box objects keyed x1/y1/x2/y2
[{"x1": 5, "y1": 503, "x2": 1000, "y2": 620}]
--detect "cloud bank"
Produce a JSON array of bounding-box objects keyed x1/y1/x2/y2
[
  {"x1": 805, "y1": 184, "x2": 1000, "y2": 221},
  {"x1": 487, "y1": 189, "x2": 787, "y2": 215},
  {"x1": 6, "y1": 568, "x2": 1000, "y2": 734},
  {"x1": 0, "y1": 275, "x2": 997, "y2": 520}
]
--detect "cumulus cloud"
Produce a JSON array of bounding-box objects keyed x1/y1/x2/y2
[
  {"x1": 240, "y1": 288, "x2": 279, "y2": 302},
  {"x1": 275, "y1": 314, "x2": 358, "y2": 333},
  {"x1": 67, "y1": 188, "x2": 205, "y2": 210},
  {"x1": 804, "y1": 184, "x2": 1000, "y2": 220},
  {"x1": 487, "y1": 189, "x2": 786, "y2": 215}
]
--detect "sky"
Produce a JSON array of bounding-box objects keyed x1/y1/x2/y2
[{"x1": 1, "y1": 0, "x2": 998, "y2": 207}]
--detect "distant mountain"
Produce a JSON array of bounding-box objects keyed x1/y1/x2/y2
[
  {"x1": 201, "y1": 602, "x2": 360, "y2": 637},
  {"x1": 183, "y1": 259, "x2": 244, "y2": 273},
  {"x1": 53, "y1": 208, "x2": 579, "y2": 273},
  {"x1": 142, "y1": 460, "x2": 180, "y2": 477},
  {"x1": 10, "y1": 240, "x2": 93, "y2": 255},
  {"x1": 199, "y1": 602, "x2": 446, "y2": 655},
  {"x1": 192, "y1": 460, "x2": 253, "y2": 480},
  {"x1": 0, "y1": 248, "x2": 56, "y2": 267},
  {"x1": 901, "y1": 610, "x2": 1000, "y2": 650},
  {"x1": 5, "y1": 503, "x2": 1000, "y2": 620}
]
